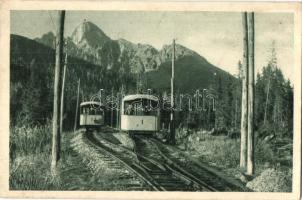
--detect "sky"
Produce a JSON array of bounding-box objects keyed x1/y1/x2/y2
[{"x1": 11, "y1": 11, "x2": 294, "y2": 81}]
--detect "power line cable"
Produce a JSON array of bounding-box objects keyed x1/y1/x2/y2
[{"x1": 47, "y1": 11, "x2": 57, "y2": 33}]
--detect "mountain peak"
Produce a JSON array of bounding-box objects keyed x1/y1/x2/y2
[
  {"x1": 159, "y1": 43, "x2": 202, "y2": 63},
  {"x1": 71, "y1": 20, "x2": 110, "y2": 48},
  {"x1": 34, "y1": 31, "x2": 55, "y2": 48}
]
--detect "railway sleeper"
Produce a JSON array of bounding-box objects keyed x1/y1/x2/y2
[
  {"x1": 89, "y1": 134, "x2": 210, "y2": 191},
  {"x1": 148, "y1": 171, "x2": 170, "y2": 176},
  {"x1": 85, "y1": 134, "x2": 161, "y2": 191},
  {"x1": 160, "y1": 186, "x2": 191, "y2": 191},
  {"x1": 128, "y1": 187, "x2": 149, "y2": 191},
  {"x1": 123, "y1": 183, "x2": 144, "y2": 187},
  {"x1": 118, "y1": 174, "x2": 133, "y2": 179},
  {"x1": 150, "y1": 140, "x2": 218, "y2": 191},
  {"x1": 156, "y1": 180, "x2": 187, "y2": 185},
  {"x1": 165, "y1": 162, "x2": 214, "y2": 191},
  {"x1": 152, "y1": 174, "x2": 174, "y2": 178}
]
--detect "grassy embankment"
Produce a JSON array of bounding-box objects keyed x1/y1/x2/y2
[
  {"x1": 9, "y1": 122, "x2": 293, "y2": 192},
  {"x1": 9, "y1": 122, "x2": 134, "y2": 190},
  {"x1": 175, "y1": 129, "x2": 293, "y2": 192}
]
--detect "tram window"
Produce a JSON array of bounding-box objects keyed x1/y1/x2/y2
[
  {"x1": 81, "y1": 107, "x2": 87, "y2": 114},
  {"x1": 125, "y1": 103, "x2": 134, "y2": 115},
  {"x1": 82, "y1": 107, "x2": 93, "y2": 115},
  {"x1": 95, "y1": 109, "x2": 103, "y2": 115},
  {"x1": 89, "y1": 107, "x2": 95, "y2": 115},
  {"x1": 124, "y1": 99, "x2": 158, "y2": 116},
  {"x1": 81, "y1": 104, "x2": 103, "y2": 115}
]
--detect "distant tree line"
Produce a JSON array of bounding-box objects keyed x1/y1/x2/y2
[
  {"x1": 255, "y1": 47, "x2": 293, "y2": 139},
  {"x1": 10, "y1": 35, "x2": 293, "y2": 140},
  {"x1": 159, "y1": 46, "x2": 293, "y2": 141},
  {"x1": 10, "y1": 35, "x2": 137, "y2": 129}
]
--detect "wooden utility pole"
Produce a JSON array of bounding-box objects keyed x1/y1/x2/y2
[
  {"x1": 60, "y1": 47, "x2": 68, "y2": 138},
  {"x1": 234, "y1": 98, "x2": 238, "y2": 128},
  {"x1": 263, "y1": 75, "x2": 271, "y2": 125},
  {"x1": 111, "y1": 88, "x2": 114, "y2": 127},
  {"x1": 240, "y1": 12, "x2": 248, "y2": 172},
  {"x1": 247, "y1": 12, "x2": 255, "y2": 176},
  {"x1": 119, "y1": 85, "x2": 125, "y2": 129},
  {"x1": 74, "y1": 79, "x2": 80, "y2": 132},
  {"x1": 51, "y1": 10, "x2": 65, "y2": 175},
  {"x1": 116, "y1": 93, "x2": 119, "y2": 129},
  {"x1": 136, "y1": 73, "x2": 142, "y2": 94},
  {"x1": 170, "y1": 39, "x2": 176, "y2": 145}
]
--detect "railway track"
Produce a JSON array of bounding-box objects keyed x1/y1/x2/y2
[
  {"x1": 82, "y1": 131, "x2": 157, "y2": 191},
  {"x1": 89, "y1": 131, "x2": 198, "y2": 191},
  {"x1": 83, "y1": 130, "x2": 248, "y2": 191},
  {"x1": 91, "y1": 131, "x2": 221, "y2": 191},
  {"x1": 132, "y1": 135, "x2": 214, "y2": 191},
  {"x1": 147, "y1": 137, "x2": 250, "y2": 191}
]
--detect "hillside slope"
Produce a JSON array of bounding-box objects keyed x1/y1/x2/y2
[
  {"x1": 34, "y1": 21, "x2": 231, "y2": 79},
  {"x1": 147, "y1": 56, "x2": 232, "y2": 93},
  {"x1": 10, "y1": 34, "x2": 135, "y2": 126}
]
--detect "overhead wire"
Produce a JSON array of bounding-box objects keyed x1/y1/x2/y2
[{"x1": 47, "y1": 11, "x2": 57, "y2": 33}]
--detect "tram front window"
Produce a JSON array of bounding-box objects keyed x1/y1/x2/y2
[
  {"x1": 124, "y1": 99, "x2": 158, "y2": 116},
  {"x1": 125, "y1": 103, "x2": 134, "y2": 115},
  {"x1": 82, "y1": 105, "x2": 102, "y2": 115}
]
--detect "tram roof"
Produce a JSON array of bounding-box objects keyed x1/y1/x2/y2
[
  {"x1": 122, "y1": 94, "x2": 159, "y2": 102},
  {"x1": 80, "y1": 101, "x2": 103, "y2": 107}
]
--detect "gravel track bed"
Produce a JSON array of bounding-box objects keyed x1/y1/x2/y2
[{"x1": 71, "y1": 131, "x2": 148, "y2": 190}]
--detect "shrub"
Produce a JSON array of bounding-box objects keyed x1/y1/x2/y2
[
  {"x1": 9, "y1": 153, "x2": 60, "y2": 190},
  {"x1": 9, "y1": 121, "x2": 57, "y2": 190},
  {"x1": 10, "y1": 120, "x2": 52, "y2": 158},
  {"x1": 185, "y1": 134, "x2": 240, "y2": 168},
  {"x1": 246, "y1": 167, "x2": 292, "y2": 192},
  {"x1": 255, "y1": 139, "x2": 276, "y2": 166}
]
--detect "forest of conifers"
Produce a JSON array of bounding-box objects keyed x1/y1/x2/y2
[{"x1": 10, "y1": 34, "x2": 293, "y2": 140}]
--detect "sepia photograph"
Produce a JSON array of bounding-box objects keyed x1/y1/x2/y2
[{"x1": 0, "y1": 1, "x2": 301, "y2": 199}]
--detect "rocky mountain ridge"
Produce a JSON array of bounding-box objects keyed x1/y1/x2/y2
[{"x1": 34, "y1": 20, "x2": 208, "y2": 73}]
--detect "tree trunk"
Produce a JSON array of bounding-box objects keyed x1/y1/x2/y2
[
  {"x1": 170, "y1": 39, "x2": 176, "y2": 145},
  {"x1": 116, "y1": 107, "x2": 119, "y2": 128},
  {"x1": 74, "y1": 79, "x2": 80, "y2": 132},
  {"x1": 235, "y1": 98, "x2": 238, "y2": 128},
  {"x1": 247, "y1": 12, "x2": 255, "y2": 176},
  {"x1": 59, "y1": 51, "x2": 67, "y2": 138},
  {"x1": 263, "y1": 75, "x2": 271, "y2": 125},
  {"x1": 240, "y1": 12, "x2": 248, "y2": 172},
  {"x1": 111, "y1": 88, "x2": 114, "y2": 127},
  {"x1": 51, "y1": 10, "x2": 65, "y2": 175}
]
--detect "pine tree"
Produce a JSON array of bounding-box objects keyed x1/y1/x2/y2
[{"x1": 254, "y1": 41, "x2": 293, "y2": 140}]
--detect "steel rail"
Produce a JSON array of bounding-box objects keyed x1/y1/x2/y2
[
  {"x1": 133, "y1": 135, "x2": 218, "y2": 191},
  {"x1": 92, "y1": 132, "x2": 193, "y2": 191},
  {"x1": 83, "y1": 132, "x2": 162, "y2": 191},
  {"x1": 150, "y1": 137, "x2": 250, "y2": 192},
  {"x1": 148, "y1": 137, "x2": 218, "y2": 191},
  {"x1": 89, "y1": 131, "x2": 243, "y2": 191}
]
